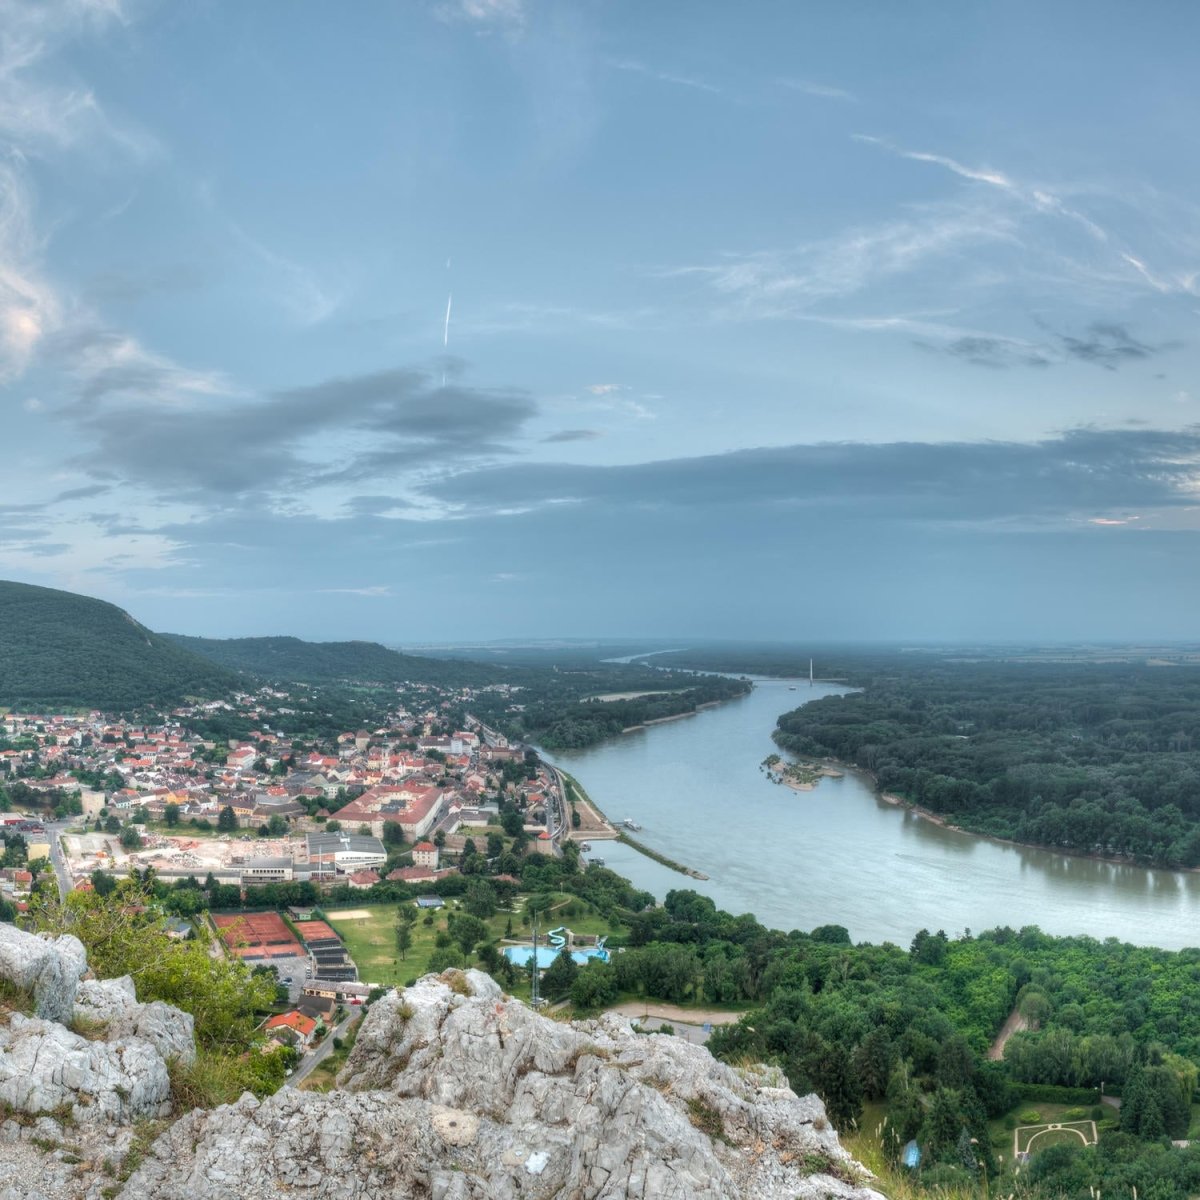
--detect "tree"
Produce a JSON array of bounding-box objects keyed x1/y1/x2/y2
[
  {"x1": 28, "y1": 883, "x2": 275, "y2": 1049},
  {"x1": 382, "y1": 822, "x2": 406, "y2": 847},
  {"x1": 486, "y1": 833, "x2": 503, "y2": 858},
  {"x1": 816, "y1": 1042, "x2": 863, "y2": 1132},
  {"x1": 464, "y1": 878, "x2": 497, "y2": 920},
  {"x1": 90, "y1": 869, "x2": 117, "y2": 896},
  {"x1": 542, "y1": 948, "x2": 579, "y2": 999},
  {"x1": 433, "y1": 830, "x2": 446, "y2": 849},
  {"x1": 119, "y1": 826, "x2": 142, "y2": 850},
  {"x1": 395, "y1": 921, "x2": 413, "y2": 960},
  {"x1": 164, "y1": 803, "x2": 180, "y2": 828},
  {"x1": 217, "y1": 806, "x2": 237, "y2": 833},
  {"x1": 451, "y1": 914, "x2": 489, "y2": 957},
  {"x1": 325, "y1": 820, "x2": 342, "y2": 832},
  {"x1": 104, "y1": 814, "x2": 121, "y2": 834},
  {"x1": 267, "y1": 814, "x2": 289, "y2": 837}
]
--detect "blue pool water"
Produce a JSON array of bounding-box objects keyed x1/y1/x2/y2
[{"x1": 503, "y1": 946, "x2": 609, "y2": 969}]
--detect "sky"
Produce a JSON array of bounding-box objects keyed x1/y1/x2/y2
[{"x1": 3, "y1": 0, "x2": 1200, "y2": 643}]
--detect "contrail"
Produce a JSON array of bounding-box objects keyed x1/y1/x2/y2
[{"x1": 443, "y1": 293, "x2": 452, "y2": 347}]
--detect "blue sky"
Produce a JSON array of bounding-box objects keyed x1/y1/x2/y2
[{"x1": 3, "y1": 0, "x2": 1200, "y2": 641}]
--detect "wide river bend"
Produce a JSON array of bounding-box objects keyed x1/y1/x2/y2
[{"x1": 544, "y1": 679, "x2": 1200, "y2": 950}]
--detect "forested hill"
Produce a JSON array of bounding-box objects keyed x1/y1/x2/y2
[
  {"x1": 163, "y1": 633, "x2": 506, "y2": 688},
  {"x1": 773, "y1": 656, "x2": 1200, "y2": 867},
  {"x1": 0, "y1": 580, "x2": 238, "y2": 710}
]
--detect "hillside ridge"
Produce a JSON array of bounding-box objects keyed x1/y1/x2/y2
[{"x1": 0, "y1": 580, "x2": 238, "y2": 710}]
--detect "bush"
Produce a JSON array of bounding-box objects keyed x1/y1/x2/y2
[
  {"x1": 1090, "y1": 1106, "x2": 1104, "y2": 1121},
  {"x1": 1018, "y1": 1109, "x2": 1042, "y2": 1124},
  {"x1": 1014, "y1": 1083, "x2": 1100, "y2": 1106}
]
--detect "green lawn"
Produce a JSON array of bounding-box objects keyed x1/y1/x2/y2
[{"x1": 323, "y1": 892, "x2": 622, "y2": 990}]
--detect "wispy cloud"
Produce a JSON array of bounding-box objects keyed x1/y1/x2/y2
[
  {"x1": 226, "y1": 220, "x2": 341, "y2": 326},
  {"x1": 0, "y1": 156, "x2": 60, "y2": 379},
  {"x1": 434, "y1": 0, "x2": 527, "y2": 31},
  {"x1": 607, "y1": 58, "x2": 720, "y2": 95},
  {"x1": 777, "y1": 78, "x2": 855, "y2": 102},
  {"x1": 542, "y1": 428, "x2": 602, "y2": 443},
  {"x1": 665, "y1": 207, "x2": 1019, "y2": 316},
  {"x1": 853, "y1": 133, "x2": 1109, "y2": 243},
  {"x1": 319, "y1": 585, "x2": 393, "y2": 597}
]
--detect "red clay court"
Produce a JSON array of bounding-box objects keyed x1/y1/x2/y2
[
  {"x1": 213, "y1": 912, "x2": 302, "y2": 958},
  {"x1": 292, "y1": 919, "x2": 339, "y2": 944}
]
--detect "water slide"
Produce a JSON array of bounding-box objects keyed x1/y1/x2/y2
[{"x1": 547, "y1": 926, "x2": 567, "y2": 949}]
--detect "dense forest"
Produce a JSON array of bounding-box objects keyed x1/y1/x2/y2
[
  {"x1": 767, "y1": 654, "x2": 1200, "y2": 867},
  {"x1": 471, "y1": 673, "x2": 752, "y2": 750},
  {"x1": 0, "y1": 580, "x2": 238, "y2": 710},
  {"x1": 163, "y1": 633, "x2": 510, "y2": 688}
]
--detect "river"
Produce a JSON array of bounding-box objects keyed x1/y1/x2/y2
[{"x1": 544, "y1": 678, "x2": 1200, "y2": 950}]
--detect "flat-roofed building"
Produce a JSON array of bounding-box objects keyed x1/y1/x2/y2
[{"x1": 304, "y1": 832, "x2": 386, "y2": 872}]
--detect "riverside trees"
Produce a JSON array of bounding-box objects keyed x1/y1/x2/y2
[{"x1": 773, "y1": 655, "x2": 1200, "y2": 866}]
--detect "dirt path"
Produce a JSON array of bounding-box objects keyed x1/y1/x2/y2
[
  {"x1": 988, "y1": 1004, "x2": 1028, "y2": 1061},
  {"x1": 608, "y1": 1001, "x2": 743, "y2": 1027}
]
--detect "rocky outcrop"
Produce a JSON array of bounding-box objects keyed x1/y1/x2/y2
[
  {"x1": 0, "y1": 1012, "x2": 172, "y2": 1124},
  {"x1": 0, "y1": 924, "x2": 87, "y2": 1023},
  {"x1": 0, "y1": 930, "x2": 192, "y2": 1136},
  {"x1": 76, "y1": 976, "x2": 197, "y2": 1067},
  {"x1": 0, "y1": 924, "x2": 879, "y2": 1200},
  {"x1": 120, "y1": 970, "x2": 882, "y2": 1200}
]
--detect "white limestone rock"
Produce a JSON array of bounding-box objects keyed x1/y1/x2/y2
[
  {"x1": 0, "y1": 924, "x2": 87, "y2": 1024},
  {"x1": 0, "y1": 1013, "x2": 173, "y2": 1124},
  {"x1": 120, "y1": 969, "x2": 883, "y2": 1200},
  {"x1": 76, "y1": 977, "x2": 196, "y2": 1066}
]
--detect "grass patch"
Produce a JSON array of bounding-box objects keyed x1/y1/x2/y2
[
  {"x1": 324, "y1": 891, "x2": 621, "y2": 989},
  {"x1": 686, "y1": 1096, "x2": 728, "y2": 1143},
  {"x1": 0, "y1": 976, "x2": 34, "y2": 1020}
]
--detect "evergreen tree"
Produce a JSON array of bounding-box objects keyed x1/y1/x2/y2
[
  {"x1": 817, "y1": 1042, "x2": 863, "y2": 1132},
  {"x1": 542, "y1": 948, "x2": 580, "y2": 999}
]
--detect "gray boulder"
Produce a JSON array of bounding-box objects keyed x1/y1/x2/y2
[
  {"x1": 0, "y1": 924, "x2": 86, "y2": 1024},
  {"x1": 120, "y1": 970, "x2": 882, "y2": 1200},
  {"x1": 0, "y1": 1013, "x2": 173, "y2": 1124},
  {"x1": 77, "y1": 977, "x2": 196, "y2": 1066}
]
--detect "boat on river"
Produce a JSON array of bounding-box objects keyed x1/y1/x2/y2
[{"x1": 622, "y1": 818, "x2": 643, "y2": 831}]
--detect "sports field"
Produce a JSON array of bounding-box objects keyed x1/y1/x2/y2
[{"x1": 1014, "y1": 1120, "x2": 1097, "y2": 1157}]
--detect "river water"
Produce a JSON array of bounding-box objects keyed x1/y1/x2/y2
[{"x1": 544, "y1": 678, "x2": 1200, "y2": 950}]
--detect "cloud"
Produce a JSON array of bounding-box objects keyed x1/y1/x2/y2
[
  {"x1": 917, "y1": 335, "x2": 1053, "y2": 369},
  {"x1": 586, "y1": 383, "x2": 621, "y2": 395},
  {"x1": 542, "y1": 429, "x2": 602, "y2": 443},
  {"x1": 914, "y1": 322, "x2": 1174, "y2": 371},
  {"x1": 1057, "y1": 322, "x2": 1165, "y2": 369},
  {"x1": 607, "y1": 59, "x2": 720, "y2": 95},
  {"x1": 777, "y1": 78, "x2": 856, "y2": 102},
  {"x1": 853, "y1": 134, "x2": 1109, "y2": 243},
  {"x1": 47, "y1": 325, "x2": 235, "y2": 408},
  {"x1": 434, "y1": 0, "x2": 526, "y2": 30},
  {"x1": 63, "y1": 365, "x2": 540, "y2": 501},
  {"x1": 226, "y1": 221, "x2": 340, "y2": 326},
  {"x1": 318, "y1": 585, "x2": 393, "y2": 597},
  {"x1": 423, "y1": 427, "x2": 1200, "y2": 528},
  {"x1": 0, "y1": 0, "x2": 161, "y2": 381},
  {"x1": 0, "y1": 155, "x2": 61, "y2": 379},
  {"x1": 667, "y1": 207, "x2": 1020, "y2": 316}
]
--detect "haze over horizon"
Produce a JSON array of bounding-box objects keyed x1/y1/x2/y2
[{"x1": 3, "y1": 1, "x2": 1200, "y2": 642}]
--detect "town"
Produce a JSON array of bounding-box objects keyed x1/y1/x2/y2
[{"x1": 0, "y1": 683, "x2": 627, "y2": 1080}]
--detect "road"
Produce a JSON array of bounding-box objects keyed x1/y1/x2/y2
[
  {"x1": 43, "y1": 821, "x2": 72, "y2": 901},
  {"x1": 284, "y1": 1008, "x2": 360, "y2": 1089}
]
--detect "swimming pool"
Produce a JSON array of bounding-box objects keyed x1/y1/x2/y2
[{"x1": 503, "y1": 945, "x2": 609, "y2": 969}]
